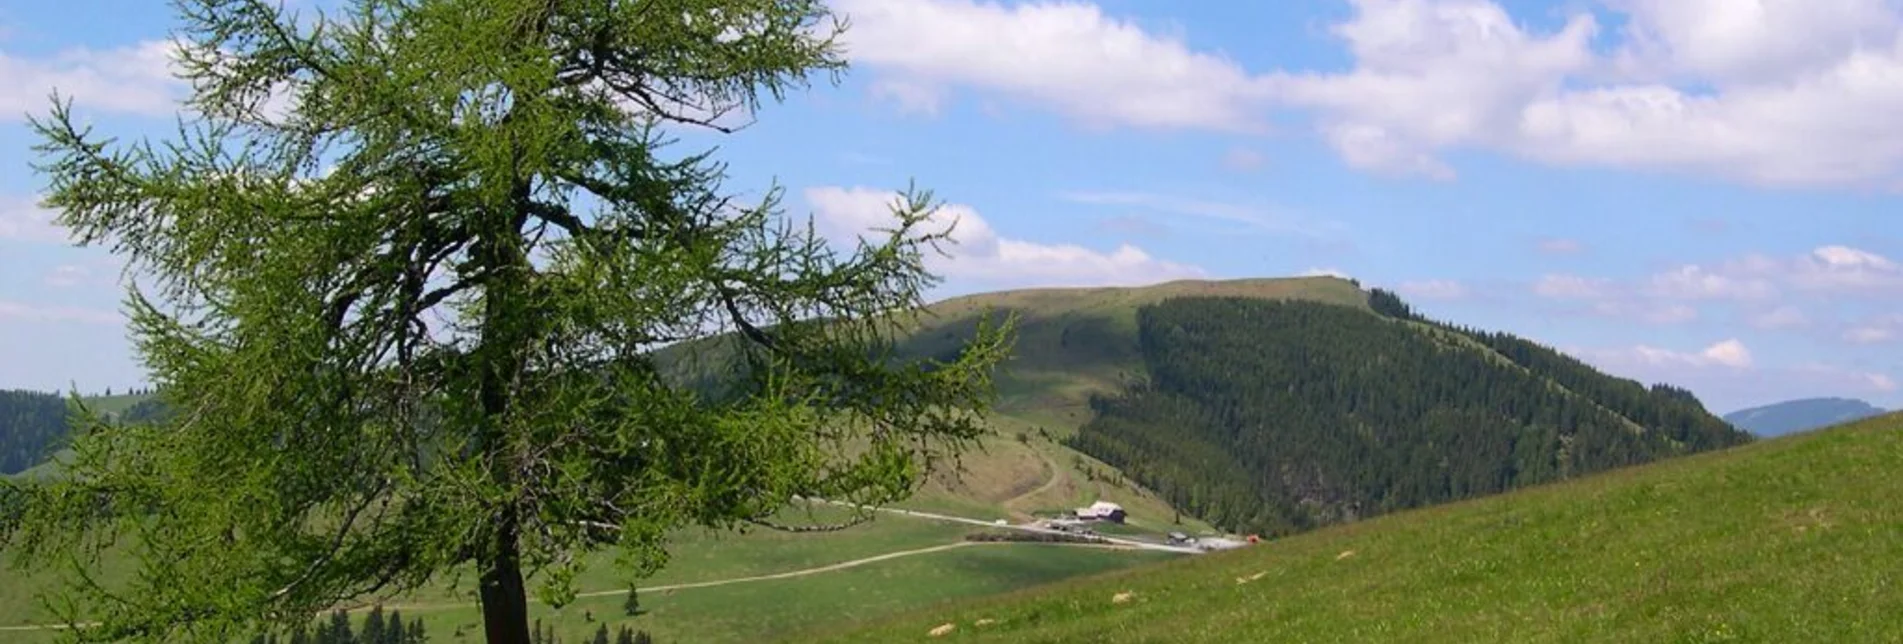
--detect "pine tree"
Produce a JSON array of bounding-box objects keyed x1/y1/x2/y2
[
  {"x1": 385, "y1": 610, "x2": 406, "y2": 644},
  {"x1": 5, "y1": 2, "x2": 1012, "y2": 641},
  {"x1": 622, "y1": 587, "x2": 640, "y2": 617},
  {"x1": 591, "y1": 623, "x2": 610, "y2": 644},
  {"x1": 363, "y1": 605, "x2": 386, "y2": 644},
  {"x1": 408, "y1": 618, "x2": 428, "y2": 644},
  {"x1": 616, "y1": 627, "x2": 635, "y2": 644},
  {"x1": 330, "y1": 610, "x2": 356, "y2": 644}
]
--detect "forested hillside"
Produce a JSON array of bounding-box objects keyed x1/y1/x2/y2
[
  {"x1": 1, "y1": 391, "x2": 170, "y2": 477},
  {"x1": 1067, "y1": 294, "x2": 1753, "y2": 536},
  {"x1": 0, "y1": 390, "x2": 69, "y2": 475}
]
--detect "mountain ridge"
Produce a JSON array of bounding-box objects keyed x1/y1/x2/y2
[{"x1": 1724, "y1": 397, "x2": 1887, "y2": 437}]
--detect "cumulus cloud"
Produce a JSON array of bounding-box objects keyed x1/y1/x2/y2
[
  {"x1": 1532, "y1": 246, "x2": 1902, "y2": 328},
  {"x1": 1579, "y1": 338, "x2": 1754, "y2": 370},
  {"x1": 837, "y1": 0, "x2": 1903, "y2": 188},
  {"x1": 0, "y1": 39, "x2": 182, "y2": 119},
  {"x1": 1663, "y1": 246, "x2": 1903, "y2": 297},
  {"x1": 1266, "y1": 0, "x2": 1598, "y2": 179},
  {"x1": 804, "y1": 186, "x2": 1205, "y2": 288},
  {"x1": 1643, "y1": 265, "x2": 1777, "y2": 300},
  {"x1": 832, "y1": 0, "x2": 1272, "y2": 131},
  {"x1": 0, "y1": 196, "x2": 69, "y2": 244}
]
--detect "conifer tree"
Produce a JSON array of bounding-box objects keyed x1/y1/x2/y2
[
  {"x1": 2, "y1": 0, "x2": 1010, "y2": 642},
  {"x1": 363, "y1": 605, "x2": 386, "y2": 644}
]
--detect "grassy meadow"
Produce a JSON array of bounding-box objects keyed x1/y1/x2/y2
[{"x1": 822, "y1": 413, "x2": 1903, "y2": 643}]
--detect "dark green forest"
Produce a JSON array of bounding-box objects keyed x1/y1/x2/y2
[
  {"x1": 0, "y1": 390, "x2": 172, "y2": 476},
  {"x1": 1066, "y1": 293, "x2": 1753, "y2": 536},
  {"x1": 0, "y1": 390, "x2": 69, "y2": 475}
]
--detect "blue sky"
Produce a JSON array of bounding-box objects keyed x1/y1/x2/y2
[{"x1": 3, "y1": 0, "x2": 1902, "y2": 414}]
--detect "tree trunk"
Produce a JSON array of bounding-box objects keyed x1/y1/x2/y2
[
  {"x1": 478, "y1": 506, "x2": 531, "y2": 644},
  {"x1": 474, "y1": 215, "x2": 533, "y2": 644}
]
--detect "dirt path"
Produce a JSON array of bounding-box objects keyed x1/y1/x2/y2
[
  {"x1": 577, "y1": 541, "x2": 978, "y2": 598},
  {"x1": 0, "y1": 502, "x2": 1193, "y2": 632},
  {"x1": 0, "y1": 542, "x2": 987, "y2": 631},
  {"x1": 1000, "y1": 446, "x2": 1067, "y2": 521}
]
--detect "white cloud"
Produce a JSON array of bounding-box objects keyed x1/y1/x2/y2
[
  {"x1": 1395, "y1": 279, "x2": 1468, "y2": 300},
  {"x1": 1644, "y1": 264, "x2": 1777, "y2": 300},
  {"x1": 1315, "y1": 0, "x2": 1903, "y2": 186},
  {"x1": 1605, "y1": 0, "x2": 1900, "y2": 85},
  {"x1": 0, "y1": 196, "x2": 69, "y2": 244},
  {"x1": 832, "y1": 0, "x2": 1273, "y2": 131},
  {"x1": 1300, "y1": 267, "x2": 1352, "y2": 279},
  {"x1": 1841, "y1": 314, "x2": 1903, "y2": 344},
  {"x1": 0, "y1": 39, "x2": 181, "y2": 120},
  {"x1": 1581, "y1": 338, "x2": 1754, "y2": 371},
  {"x1": 1531, "y1": 246, "x2": 1902, "y2": 329},
  {"x1": 1266, "y1": 0, "x2": 1598, "y2": 178},
  {"x1": 1870, "y1": 373, "x2": 1900, "y2": 392},
  {"x1": 804, "y1": 186, "x2": 1204, "y2": 288},
  {"x1": 0, "y1": 301, "x2": 120, "y2": 325},
  {"x1": 837, "y1": 0, "x2": 1903, "y2": 187}
]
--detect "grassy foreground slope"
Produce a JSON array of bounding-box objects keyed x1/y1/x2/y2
[{"x1": 823, "y1": 412, "x2": 1903, "y2": 643}]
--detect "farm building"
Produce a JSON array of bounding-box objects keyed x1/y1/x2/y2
[{"x1": 1073, "y1": 500, "x2": 1127, "y2": 523}]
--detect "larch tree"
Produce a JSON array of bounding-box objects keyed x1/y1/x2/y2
[{"x1": 0, "y1": 0, "x2": 1011, "y2": 642}]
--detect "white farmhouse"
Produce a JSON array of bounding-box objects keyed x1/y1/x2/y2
[{"x1": 1073, "y1": 500, "x2": 1127, "y2": 523}]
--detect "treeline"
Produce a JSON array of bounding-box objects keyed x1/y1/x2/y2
[
  {"x1": 244, "y1": 607, "x2": 655, "y2": 644},
  {"x1": 1066, "y1": 295, "x2": 1752, "y2": 536},
  {"x1": 248, "y1": 606, "x2": 425, "y2": 643},
  {"x1": 0, "y1": 390, "x2": 173, "y2": 476},
  {"x1": 0, "y1": 390, "x2": 69, "y2": 475},
  {"x1": 1370, "y1": 288, "x2": 1743, "y2": 451}
]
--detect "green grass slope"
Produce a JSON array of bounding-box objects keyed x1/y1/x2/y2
[{"x1": 823, "y1": 412, "x2": 1903, "y2": 643}]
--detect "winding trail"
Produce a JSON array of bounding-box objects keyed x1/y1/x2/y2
[
  {"x1": 1, "y1": 496, "x2": 1196, "y2": 632},
  {"x1": 1000, "y1": 446, "x2": 1067, "y2": 521}
]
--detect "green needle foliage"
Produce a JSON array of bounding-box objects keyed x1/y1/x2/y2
[{"x1": 0, "y1": 0, "x2": 1011, "y2": 642}]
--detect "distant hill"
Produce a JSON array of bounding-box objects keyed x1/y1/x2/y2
[
  {"x1": 0, "y1": 390, "x2": 162, "y2": 476},
  {"x1": 828, "y1": 412, "x2": 1903, "y2": 643},
  {"x1": 0, "y1": 390, "x2": 69, "y2": 476},
  {"x1": 860, "y1": 278, "x2": 1750, "y2": 537},
  {"x1": 1724, "y1": 397, "x2": 1887, "y2": 437}
]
